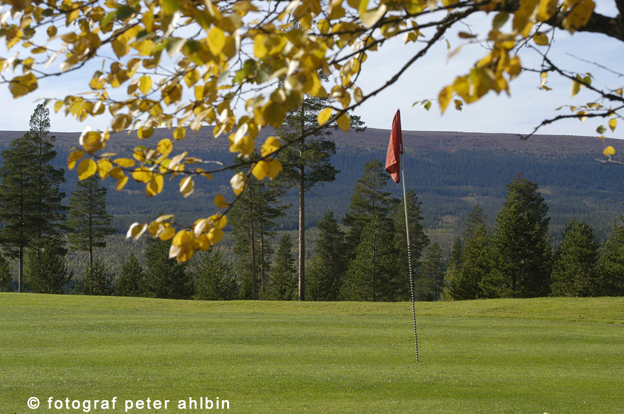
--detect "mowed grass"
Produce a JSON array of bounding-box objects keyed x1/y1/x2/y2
[{"x1": 1, "y1": 295, "x2": 624, "y2": 414}]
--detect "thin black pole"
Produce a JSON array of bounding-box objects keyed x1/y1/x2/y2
[{"x1": 401, "y1": 152, "x2": 419, "y2": 362}]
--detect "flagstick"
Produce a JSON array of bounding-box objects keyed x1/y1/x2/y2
[{"x1": 401, "y1": 152, "x2": 419, "y2": 362}]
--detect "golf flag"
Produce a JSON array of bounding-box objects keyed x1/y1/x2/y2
[{"x1": 385, "y1": 109, "x2": 403, "y2": 184}]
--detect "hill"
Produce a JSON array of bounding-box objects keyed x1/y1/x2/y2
[{"x1": 0, "y1": 126, "x2": 622, "y2": 255}]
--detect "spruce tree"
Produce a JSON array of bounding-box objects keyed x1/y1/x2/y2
[
  {"x1": 144, "y1": 237, "x2": 194, "y2": 299},
  {"x1": 115, "y1": 252, "x2": 145, "y2": 297},
  {"x1": 597, "y1": 219, "x2": 624, "y2": 296},
  {"x1": 0, "y1": 251, "x2": 12, "y2": 292},
  {"x1": 307, "y1": 210, "x2": 347, "y2": 301},
  {"x1": 452, "y1": 224, "x2": 492, "y2": 300},
  {"x1": 486, "y1": 176, "x2": 552, "y2": 298},
  {"x1": 277, "y1": 92, "x2": 365, "y2": 301},
  {"x1": 550, "y1": 219, "x2": 601, "y2": 297},
  {"x1": 443, "y1": 237, "x2": 464, "y2": 300},
  {"x1": 392, "y1": 190, "x2": 429, "y2": 301},
  {"x1": 343, "y1": 159, "x2": 397, "y2": 259},
  {"x1": 266, "y1": 234, "x2": 297, "y2": 300},
  {"x1": 195, "y1": 250, "x2": 238, "y2": 300},
  {"x1": 462, "y1": 205, "x2": 487, "y2": 242},
  {"x1": 419, "y1": 243, "x2": 446, "y2": 301},
  {"x1": 25, "y1": 240, "x2": 72, "y2": 294},
  {"x1": 74, "y1": 260, "x2": 113, "y2": 296},
  {"x1": 68, "y1": 174, "x2": 115, "y2": 269},
  {"x1": 341, "y1": 216, "x2": 399, "y2": 302},
  {"x1": 230, "y1": 174, "x2": 289, "y2": 300},
  {"x1": 0, "y1": 104, "x2": 66, "y2": 292}
]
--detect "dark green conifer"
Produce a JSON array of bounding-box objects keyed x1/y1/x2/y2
[
  {"x1": 143, "y1": 237, "x2": 194, "y2": 299},
  {"x1": 266, "y1": 234, "x2": 297, "y2": 300},
  {"x1": 74, "y1": 260, "x2": 113, "y2": 296},
  {"x1": 195, "y1": 250, "x2": 238, "y2": 300},
  {"x1": 115, "y1": 252, "x2": 145, "y2": 297},
  {"x1": 419, "y1": 243, "x2": 446, "y2": 301},
  {"x1": 597, "y1": 219, "x2": 624, "y2": 296}
]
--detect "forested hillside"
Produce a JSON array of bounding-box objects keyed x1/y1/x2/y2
[{"x1": 0, "y1": 126, "x2": 622, "y2": 253}]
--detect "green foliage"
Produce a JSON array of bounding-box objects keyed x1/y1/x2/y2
[
  {"x1": 341, "y1": 216, "x2": 399, "y2": 302},
  {"x1": 73, "y1": 260, "x2": 113, "y2": 296},
  {"x1": 144, "y1": 237, "x2": 194, "y2": 299},
  {"x1": 419, "y1": 243, "x2": 446, "y2": 301},
  {"x1": 68, "y1": 174, "x2": 115, "y2": 268},
  {"x1": 598, "y1": 218, "x2": 624, "y2": 296},
  {"x1": 194, "y1": 250, "x2": 239, "y2": 301},
  {"x1": 486, "y1": 176, "x2": 553, "y2": 298},
  {"x1": 266, "y1": 234, "x2": 297, "y2": 300},
  {"x1": 443, "y1": 237, "x2": 464, "y2": 300},
  {"x1": 551, "y1": 219, "x2": 601, "y2": 297},
  {"x1": 115, "y1": 252, "x2": 145, "y2": 297},
  {"x1": 25, "y1": 240, "x2": 72, "y2": 294},
  {"x1": 343, "y1": 159, "x2": 397, "y2": 259},
  {"x1": 392, "y1": 190, "x2": 429, "y2": 300},
  {"x1": 0, "y1": 251, "x2": 12, "y2": 292},
  {"x1": 455, "y1": 225, "x2": 492, "y2": 300},
  {"x1": 307, "y1": 210, "x2": 347, "y2": 301}
]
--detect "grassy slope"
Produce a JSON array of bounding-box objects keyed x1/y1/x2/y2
[{"x1": 1, "y1": 295, "x2": 623, "y2": 414}]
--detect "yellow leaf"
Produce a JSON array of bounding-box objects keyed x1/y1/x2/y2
[
  {"x1": 533, "y1": 32, "x2": 549, "y2": 46},
  {"x1": 9, "y1": 73, "x2": 38, "y2": 98},
  {"x1": 267, "y1": 158, "x2": 282, "y2": 179},
  {"x1": 252, "y1": 161, "x2": 269, "y2": 181},
  {"x1": 157, "y1": 139, "x2": 173, "y2": 157},
  {"x1": 537, "y1": 0, "x2": 558, "y2": 21},
  {"x1": 361, "y1": 5, "x2": 386, "y2": 28},
  {"x1": 230, "y1": 172, "x2": 246, "y2": 195},
  {"x1": 210, "y1": 213, "x2": 227, "y2": 229},
  {"x1": 179, "y1": 176, "x2": 194, "y2": 198},
  {"x1": 81, "y1": 131, "x2": 106, "y2": 154},
  {"x1": 604, "y1": 146, "x2": 616, "y2": 156},
  {"x1": 97, "y1": 158, "x2": 113, "y2": 180},
  {"x1": 336, "y1": 113, "x2": 351, "y2": 132},
  {"x1": 139, "y1": 76, "x2": 152, "y2": 94},
  {"x1": 562, "y1": 0, "x2": 595, "y2": 33},
  {"x1": 173, "y1": 126, "x2": 186, "y2": 140},
  {"x1": 113, "y1": 158, "x2": 135, "y2": 168},
  {"x1": 208, "y1": 227, "x2": 224, "y2": 245},
  {"x1": 184, "y1": 69, "x2": 201, "y2": 87},
  {"x1": 214, "y1": 194, "x2": 230, "y2": 208},
  {"x1": 439, "y1": 85, "x2": 454, "y2": 113},
  {"x1": 67, "y1": 150, "x2": 84, "y2": 171},
  {"x1": 571, "y1": 77, "x2": 582, "y2": 97},
  {"x1": 318, "y1": 107, "x2": 333, "y2": 126},
  {"x1": 132, "y1": 167, "x2": 153, "y2": 183},
  {"x1": 126, "y1": 223, "x2": 148, "y2": 240},
  {"x1": 208, "y1": 27, "x2": 226, "y2": 55},
  {"x1": 261, "y1": 136, "x2": 281, "y2": 157},
  {"x1": 77, "y1": 159, "x2": 97, "y2": 180},
  {"x1": 116, "y1": 175, "x2": 129, "y2": 191},
  {"x1": 146, "y1": 175, "x2": 164, "y2": 198},
  {"x1": 609, "y1": 118, "x2": 617, "y2": 132},
  {"x1": 159, "y1": 224, "x2": 176, "y2": 241}
]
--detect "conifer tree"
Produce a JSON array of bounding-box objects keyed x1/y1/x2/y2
[
  {"x1": 450, "y1": 225, "x2": 492, "y2": 300},
  {"x1": 419, "y1": 243, "x2": 446, "y2": 301},
  {"x1": 0, "y1": 104, "x2": 66, "y2": 292},
  {"x1": 0, "y1": 251, "x2": 12, "y2": 292},
  {"x1": 266, "y1": 234, "x2": 297, "y2": 300},
  {"x1": 115, "y1": 252, "x2": 145, "y2": 297},
  {"x1": 25, "y1": 241, "x2": 72, "y2": 294},
  {"x1": 392, "y1": 190, "x2": 429, "y2": 301},
  {"x1": 68, "y1": 175, "x2": 116, "y2": 269},
  {"x1": 230, "y1": 174, "x2": 289, "y2": 300},
  {"x1": 550, "y1": 219, "x2": 601, "y2": 297},
  {"x1": 486, "y1": 176, "x2": 552, "y2": 298},
  {"x1": 74, "y1": 260, "x2": 113, "y2": 296},
  {"x1": 277, "y1": 91, "x2": 365, "y2": 301},
  {"x1": 195, "y1": 250, "x2": 238, "y2": 300},
  {"x1": 144, "y1": 237, "x2": 194, "y2": 299},
  {"x1": 443, "y1": 237, "x2": 464, "y2": 300},
  {"x1": 343, "y1": 159, "x2": 397, "y2": 260},
  {"x1": 597, "y1": 219, "x2": 624, "y2": 296},
  {"x1": 307, "y1": 210, "x2": 348, "y2": 301},
  {"x1": 341, "y1": 216, "x2": 399, "y2": 302},
  {"x1": 463, "y1": 205, "x2": 487, "y2": 242}
]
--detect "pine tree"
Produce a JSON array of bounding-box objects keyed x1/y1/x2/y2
[
  {"x1": 230, "y1": 174, "x2": 289, "y2": 300},
  {"x1": 462, "y1": 205, "x2": 487, "y2": 242},
  {"x1": 195, "y1": 250, "x2": 238, "y2": 300},
  {"x1": 392, "y1": 190, "x2": 429, "y2": 300},
  {"x1": 277, "y1": 92, "x2": 365, "y2": 301},
  {"x1": 25, "y1": 240, "x2": 72, "y2": 294},
  {"x1": 597, "y1": 219, "x2": 624, "y2": 296},
  {"x1": 115, "y1": 252, "x2": 145, "y2": 297},
  {"x1": 0, "y1": 104, "x2": 66, "y2": 292},
  {"x1": 74, "y1": 260, "x2": 113, "y2": 296},
  {"x1": 341, "y1": 216, "x2": 399, "y2": 302},
  {"x1": 307, "y1": 210, "x2": 347, "y2": 301},
  {"x1": 419, "y1": 243, "x2": 446, "y2": 301},
  {"x1": 266, "y1": 234, "x2": 297, "y2": 300},
  {"x1": 144, "y1": 237, "x2": 194, "y2": 299},
  {"x1": 486, "y1": 176, "x2": 552, "y2": 298},
  {"x1": 0, "y1": 251, "x2": 12, "y2": 292},
  {"x1": 343, "y1": 159, "x2": 397, "y2": 260},
  {"x1": 443, "y1": 237, "x2": 464, "y2": 300},
  {"x1": 451, "y1": 224, "x2": 492, "y2": 300},
  {"x1": 68, "y1": 174, "x2": 116, "y2": 269},
  {"x1": 550, "y1": 219, "x2": 601, "y2": 297}
]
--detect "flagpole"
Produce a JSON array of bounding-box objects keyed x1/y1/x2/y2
[{"x1": 401, "y1": 152, "x2": 419, "y2": 362}]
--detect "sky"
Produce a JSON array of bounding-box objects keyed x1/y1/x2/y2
[{"x1": 1, "y1": 1, "x2": 623, "y2": 140}]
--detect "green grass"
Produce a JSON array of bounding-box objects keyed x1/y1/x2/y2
[{"x1": 1, "y1": 295, "x2": 623, "y2": 414}]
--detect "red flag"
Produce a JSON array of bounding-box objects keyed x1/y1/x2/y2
[{"x1": 385, "y1": 109, "x2": 403, "y2": 184}]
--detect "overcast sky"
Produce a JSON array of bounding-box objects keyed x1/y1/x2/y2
[{"x1": 0, "y1": 1, "x2": 622, "y2": 140}]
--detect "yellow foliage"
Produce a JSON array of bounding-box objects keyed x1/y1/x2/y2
[{"x1": 77, "y1": 159, "x2": 97, "y2": 180}]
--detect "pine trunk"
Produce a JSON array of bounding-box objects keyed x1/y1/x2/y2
[
  {"x1": 298, "y1": 141, "x2": 305, "y2": 301},
  {"x1": 249, "y1": 191, "x2": 258, "y2": 300},
  {"x1": 18, "y1": 246, "x2": 23, "y2": 293},
  {"x1": 260, "y1": 221, "x2": 265, "y2": 295}
]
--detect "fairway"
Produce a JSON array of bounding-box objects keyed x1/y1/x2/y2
[{"x1": 1, "y1": 295, "x2": 623, "y2": 414}]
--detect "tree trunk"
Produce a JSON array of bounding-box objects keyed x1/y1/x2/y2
[
  {"x1": 18, "y1": 246, "x2": 23, "y2": 293},
  {"x1": 260, "y1": 221, "x2": 265, "y2": 295},
  {"x1": 249, "y1": 191, "x2": 258, "y2": 300},
  {"x1": 298, "y1": 139, "x2": 305, "y2": 301}
]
